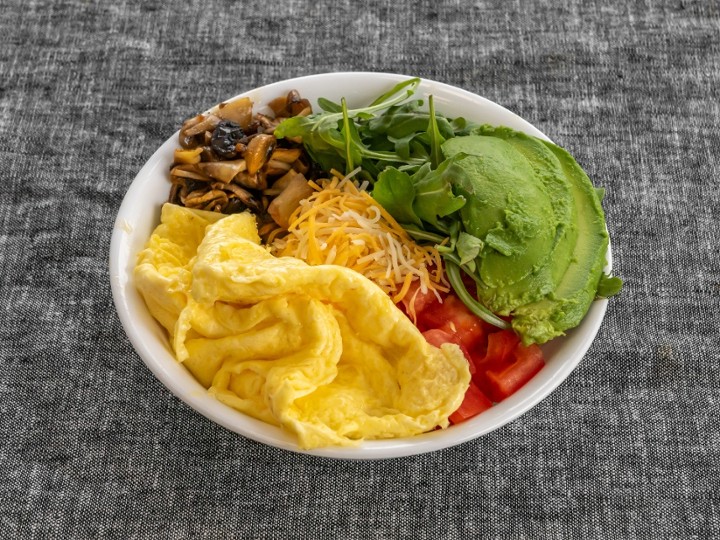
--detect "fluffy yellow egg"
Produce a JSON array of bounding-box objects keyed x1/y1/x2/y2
[{"x1": 135, "y1": 204, "x2": 470, "y2": 449}]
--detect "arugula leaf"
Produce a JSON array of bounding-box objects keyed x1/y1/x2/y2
[
  {"x1": 369, "y1": 77, "x2": 421, "y2": 106},
  {"x1": 341, "y1": 97, "x2": 356, "y2": 173},
  {"x1": 274, "y1": 116, "x2": 344, "y2": 173},
  {"x1": 411, "y1": 158, "x2": 467, "y2": 228},
  {"x1": 403, "y1": 226, "x2": 445, "y2": 244},
  {"x1": 305, "y1": 125, "x2": 349, "y2": 173},
  {"x1": 315, "y1": 78, "x2": 422, "y2": 131},
  {"x1": 427, "y1": 95, "x2": 445, "y2": 169},
  {"x1": 364, "y1": 100, "x2": 425, "y2": 135},
  {"x1": 373, "y1": 167, "x2": 422, "y2": 227},
  {"x1": 273, "y1": 115, "x2": 313, "y2": 139},
  {"x1": 363, "y1": 99, "x2": 458, "y2": 165},
  {"x1": 596, "y1": 273, "x2": 623, "y2": 297},
  {"x1": 317, "y1": 97, "x2": 342, "y2": 113},
  {"x1": 449, "y1": 116, "x2": 478, "y2": 135},
  {"x1": 275, "y1": 78, "x2": 471, "y2": 178}
]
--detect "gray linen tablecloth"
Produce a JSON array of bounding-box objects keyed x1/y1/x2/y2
[{"x1": 2, "y1": 0, "x2": 718, "y2": 538}]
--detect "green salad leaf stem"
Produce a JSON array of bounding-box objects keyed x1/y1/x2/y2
[
  {"x1": 427, "y1": 95, "x2": 445, "y2": 169},
  {"x1": 445, "y1": 261, "x2": 510, "y2": 329},
  {"x1": 341, "y1": 97, "x2": 354, "y2": 174}
]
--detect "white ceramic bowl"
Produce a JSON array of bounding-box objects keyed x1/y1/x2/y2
[{"x1": 109, "y1": 72, "x2": 610, "y2": 459}]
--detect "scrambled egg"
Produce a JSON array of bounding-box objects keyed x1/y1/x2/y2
[{"x1": 135, "y1": 203, "x2": 470, "y2": 449}]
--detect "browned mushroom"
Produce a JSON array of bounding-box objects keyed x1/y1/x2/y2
[
  {"x1": 286, "y1": 90, "x2": 312, "y2": 117},
  {"x1": 286, "y1": 90, "x2": 302, "y2": 114},
  {"x1": 183, "y1": 189, "x2": 228, "y2": 208},
  {"x1": 178, "y1": 114, "x2": 223, "y2": 149},
  {"x1": 217, "y1": 181, "x2": 252, "y2": 200},
  {"x1": 233, "y1": 171, "x2": 267, "y2": 190},
  {"x1": 270, "y1": 148, "x2": 302, "y2": 164},
  {"x1": 168, "y1": 90, "x2": 317, "y2": 220},
  {"x1": 266, "y1": 148, "x2": 301, "y2": 176},
  {"x1": 172, "y1": 181, "x2": 202, "y2": 205},
  {"x1": 291, "y1": 102, "x2": 312, "y2": 117},
  {"x1": 213, "y1": 97, "x2": 253, "y2": 129},
  {"x1": 265, "y1": 169, "x2": 298, "y2": 195},
  {"x1": 174, "y1": 147, "x2": 203, "y2": 164},
  {"x1": 182, "y1": 114, "x2": 222, "y2": 137},
  {"x1": 198, "y1": 160, "x2": 247, "y2": 183},
  {"x1": 223, "y1": 183, "x2": 263, "y2": 213},
  {"x1": 267, "y1": 173, "x2": 314, "y2": 229},
  {"x1": 170, "y1": 165, "x2": 211, "y2": 182},
  {"x1": 267, "y1": 95, "x2": 288, "y2": 116},
  {"x1": 245, "y1": 134, "x2": 276, "y2": 175},
  {"x1": 257, "y1": 219, "x2": 281, "y2": 239},
  {"x1": 255, "y1": 113, "x2": 282, "y2": 133},
  {"x1": 265, "y1": 160, "x2": 293, "y2": 176},
  {"x1": 169, "y1": 183, "x2": 181, "y2": 204}
]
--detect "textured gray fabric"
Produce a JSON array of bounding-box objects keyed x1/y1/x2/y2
[{"x1": 1, "y1": 0, "x2": 718, "y2": 538}]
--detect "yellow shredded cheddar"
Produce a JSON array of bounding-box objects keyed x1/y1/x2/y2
[{"x1": 270, "y1": 172, "x2": 448, "y2": 305}]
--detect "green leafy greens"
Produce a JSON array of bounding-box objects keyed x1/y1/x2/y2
[
  {"x1": 275, "y1": 78, "x2": 429, "y2": 178},
  {"x1": 596, "y1": 273, "x2": 624, "y2": 298}
]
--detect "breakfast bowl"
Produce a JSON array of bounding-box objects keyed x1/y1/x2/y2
[{"x1": 109, "y1": 72, "x2": 612, "y2": 459}]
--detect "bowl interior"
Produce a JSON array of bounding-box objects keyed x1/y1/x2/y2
[{"x1": 109, "y1": 72, "x2": 609, "y2": 459}]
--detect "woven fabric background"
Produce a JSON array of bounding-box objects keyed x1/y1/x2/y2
[{"x1": 1, "y1": 0, "x2": 718, "y2": 538}]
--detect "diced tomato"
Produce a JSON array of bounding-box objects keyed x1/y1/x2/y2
[
  {"x1": 449, "y1": 382, "x2": 493, "y2": 424},
  {"x1": 399, "y1": 281, "x2": 442, "y2": 321},
  {"x1": 476, "y1": 329, "x2": 520, "y2": 372},
  {"x1": 418, "y1": 294, "x2": 489, "y2": 351},
  {"x1": 484, "y1": 343, "x2": 545, "y2": 402},
  {"x1": 422, "y1": 329, "x2": 476, "y2": 374},
  {"x1": 407, "y1": 285, "x2": 546, "y2": 412},
  {"x1": 417, "y1": 294, "x2": 455, "y2": 329}
]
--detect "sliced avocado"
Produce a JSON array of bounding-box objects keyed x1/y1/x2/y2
[
  {"x1": 442, "y1": 136, "x2": 557, "y2": 289},
  {"x1": 468, "y1": 126, "x2": 578, "y2": 314},
  {"x1": 511, "y1": 140, "x2": 609, "y2": 344}
]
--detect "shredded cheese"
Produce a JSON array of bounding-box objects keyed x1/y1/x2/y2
[{"x1": 270, "y1": 172, "x2": 448, "y2": 305}]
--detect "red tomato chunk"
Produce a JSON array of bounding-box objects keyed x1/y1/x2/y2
[
  {"x1": 480, "y1": 329, "x2": 520, "y2": 371},
  {"x1": 415, "y1": 290, "x2": 547, "y2": 425},
  {"x1": 418, "y1": 294, "x2": 490, "y2": 352},
  {"x1": 399, "y1": 281, "x2": 441, "y2": 319},
  {"x1": 448, "y1": 382, "x2": 492, "y2": 424},
  {"x1": 483, "y1": 343, "x2": 545, "y2": 402}
]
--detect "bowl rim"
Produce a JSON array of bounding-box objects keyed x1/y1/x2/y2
[{"x1": 109, "y1": 71, "x2": 611, "y2": 459}]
